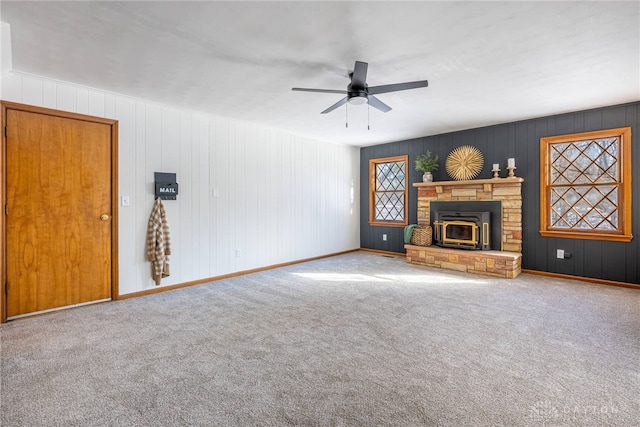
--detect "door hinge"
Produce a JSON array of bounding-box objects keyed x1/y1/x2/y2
[
  {"x1": 4, "y1": 127, "x2": 6, "y2": 137},
  {"x1": 4, "y1": 205, "x2": 7, "y2": 215}
]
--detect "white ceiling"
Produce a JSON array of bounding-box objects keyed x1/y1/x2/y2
[{"x1": 1, "y1": 1, "x2": 639, "y2": 147}]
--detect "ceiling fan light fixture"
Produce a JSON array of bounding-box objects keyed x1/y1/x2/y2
[{"x1": 348, "y1": 96, "x2": 368, "y2": 105}]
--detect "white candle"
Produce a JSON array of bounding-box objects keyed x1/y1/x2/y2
[
  {"x1": 507, "y1": 158, "x2": 515, "y2": 168},
  {"x1": 493, "y1": 163, "x2": 499, "y2": 170}
]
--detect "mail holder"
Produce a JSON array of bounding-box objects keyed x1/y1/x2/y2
[{"x1": 155, "y1": 172, "x2": 179, "y2": 200}]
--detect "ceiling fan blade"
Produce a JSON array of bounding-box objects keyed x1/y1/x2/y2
[
  {"x1": 351, "y1": 61, "x2": 368, "y2": 88},
  {"x1": 367, "y1": 96, "x2": 392, "y2": 113},
  {"x1": 321, "y1": 97, "x2": 348, "y2": 114},
  {"x1": 368, "y1": 80, "x2": 429, "y2": 95},
  {"x1": 292, "y1": 88, "x2": 347, "y2": 94}
]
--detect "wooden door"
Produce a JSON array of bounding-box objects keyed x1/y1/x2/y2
[{"x1": 4, "y1": 105, "x2": 117, "y2": 319}]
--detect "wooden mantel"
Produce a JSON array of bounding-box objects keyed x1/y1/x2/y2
[{"x1": 413, "y1": 176, "x2": 524, "y2": 189}]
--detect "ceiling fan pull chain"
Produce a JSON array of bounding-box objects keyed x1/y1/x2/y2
[
  {"x1": 368, "y1": 104, "x2": 370, "y2": 131},
  {"x1": 345, "y1": 102, "x2": 348, "y2": 128}
]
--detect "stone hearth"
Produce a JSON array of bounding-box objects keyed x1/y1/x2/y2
[{"x1": 404, "y1": 245, "x2": 521, "y2": 278}]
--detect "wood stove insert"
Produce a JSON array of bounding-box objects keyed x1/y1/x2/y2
[{"x1": 433, "y1": 211, "x2": 491, "y2": 250}]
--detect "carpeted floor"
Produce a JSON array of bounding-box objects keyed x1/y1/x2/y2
[{"x1": 1, "y1": 251, "x2": 638, "y2": 426}]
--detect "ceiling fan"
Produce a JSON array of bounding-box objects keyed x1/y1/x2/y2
[{"x1": 292, "y1": 61, "x2": 428, "y2": 114}]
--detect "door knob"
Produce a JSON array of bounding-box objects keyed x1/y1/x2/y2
[{"x1": 100, "y1": 214, "x2": 110, "y2": 221}]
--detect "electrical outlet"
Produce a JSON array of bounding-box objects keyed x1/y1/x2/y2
[
  {"x1": 556, "y1": 249, "x2": 564, "y2": 259},
  {"x1": 382, "y1": 234, "x2": 387, "y2": 241},
  {"x1": 236, "y1": 249, "x2": 242, "y2": 257}
]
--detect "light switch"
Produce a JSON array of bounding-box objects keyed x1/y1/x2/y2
[{"x1": 121, "y1": 196, "x2": 130, "y2": 207}]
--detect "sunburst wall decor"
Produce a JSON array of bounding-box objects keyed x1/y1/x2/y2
[{"x1": 446, "y1": 145, "x2": 484, "y2": 181}]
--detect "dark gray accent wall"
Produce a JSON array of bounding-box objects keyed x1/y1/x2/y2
[{"x1": 360, "y1": 102, "x2": 640, "y2": 284}]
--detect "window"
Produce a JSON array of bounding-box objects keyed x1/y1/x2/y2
[
  {"x1": 540, "y1": 127, "x2": 632, "y2": 242},
  {"x1": 369, "y1": 155, "x2": 408, "y2": 227}
]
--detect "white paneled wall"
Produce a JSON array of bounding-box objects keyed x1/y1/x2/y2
[{"x1": 2, "y1": 72, "x2": 360, "y2": 295}]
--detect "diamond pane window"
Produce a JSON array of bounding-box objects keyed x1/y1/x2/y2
[
  {"x1": 369, "y1": 155, "x2": 408, "y2": 226},
  {"x1": 540, "y1": 127, "x2": 632, "y2": 242}
]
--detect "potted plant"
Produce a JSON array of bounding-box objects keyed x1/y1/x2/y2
[{"x1": 415, "y1": 151, "x2": 439, "y2": 182}]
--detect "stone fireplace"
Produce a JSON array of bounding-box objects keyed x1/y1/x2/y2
[{"x1": 405, "y1": 177, "x2": 524, "y2": 278}]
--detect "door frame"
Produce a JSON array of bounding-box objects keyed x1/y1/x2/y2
[{"x1": 1, "y1": 101, "x2": 119, "y2": 323}]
